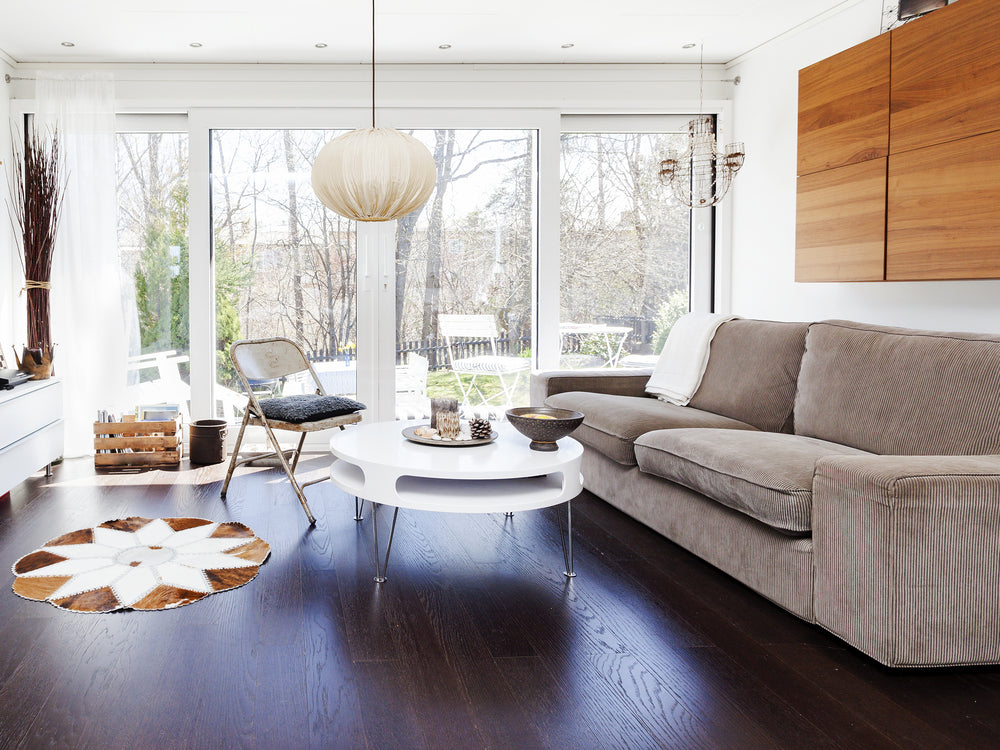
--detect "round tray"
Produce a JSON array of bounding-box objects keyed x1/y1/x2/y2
[{"x1": 401, "y1": 424, "x2": 498, "y2": 447}]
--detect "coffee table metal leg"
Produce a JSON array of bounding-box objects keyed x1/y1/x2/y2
[
  {"x1": 354, "y1": 496, "x2": 365, "y2": 521},
  {"x1": 371, "y1": 502, "x2": 399, "y2": 584},
  {"x1": 558, "y1": 500, "x2": 576, "y2": 578}
]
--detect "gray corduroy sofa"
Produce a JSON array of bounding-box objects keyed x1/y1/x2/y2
[{"x1": 532, "y1": 319, "x2": 1000, "y2": 668}]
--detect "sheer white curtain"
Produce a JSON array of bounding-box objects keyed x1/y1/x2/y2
[{"x1": 36, "y1": 73, "x2": 128, "y2": 456}]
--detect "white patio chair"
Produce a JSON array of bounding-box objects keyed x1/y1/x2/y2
[
  {"x1": 438, "y1": 314, "x2": 529, "y2": 412},
  {"x1": 395, "y1": 352, "x2": 430, "y2": 420},
  {"x1": 220, "y1": 337, "x2": 364, "y2": 525}
]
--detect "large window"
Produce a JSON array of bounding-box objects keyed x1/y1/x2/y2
[
  {"x1": 112, "y1": 111, "x2": 710, "y2": 427},
  {"x1": 559, "y1": 121, "x2": 695, "y2": 369},
  {"x1": 115, "y1": 125, "x2": 191, "y2": 415}
]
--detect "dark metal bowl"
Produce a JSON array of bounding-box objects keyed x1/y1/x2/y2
[{"x1": 505, "y1": 406, "x2": 584, "y2": 451}]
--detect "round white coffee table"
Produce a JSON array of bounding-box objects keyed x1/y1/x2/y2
[{"x1": 328, "y1": 421, "x2": 584, "y2": 582}]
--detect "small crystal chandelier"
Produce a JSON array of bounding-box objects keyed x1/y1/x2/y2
[
  {"x1": 659, "y1": 44, "x2": 745, "y2": 208},
  {"x1": 311, "y1": 0, "x2": 436, "y2": 222}
]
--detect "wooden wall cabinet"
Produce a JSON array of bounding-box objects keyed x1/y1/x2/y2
[
  {"x1": 890, "y1": 0, "x2": 1000, "y2": 155},
  {"x1": 795, "y1": 35, "x2": 890, "y2": 281},
  {"x1": 796, "y1": 159, "x2": 887, "y2": 282},
  {"x1": 797, "y1": 34, "x2": 890, "y2": 176},
  {"x1": 887, "y1": 130, "x2": 1000, "y2": 280},
  {"x1": 795, "y1": 0, "x2": 1000, "y2": 282}
]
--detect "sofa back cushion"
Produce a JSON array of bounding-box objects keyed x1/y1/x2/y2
[
  {"x1": 795, "y1": 320, "x2": 1000, "y2": 455},
  {"x1": 688, "y1": 319, "x2": 810, "y2": 433}
]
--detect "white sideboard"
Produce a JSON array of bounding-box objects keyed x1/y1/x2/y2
[{"x1": 0, "y1": 378, "x2": 64, "y2": 496}]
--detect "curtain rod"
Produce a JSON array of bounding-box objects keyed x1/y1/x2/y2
[{"x1": 5, "y1": 72, "x2": 740, "y2": 85}]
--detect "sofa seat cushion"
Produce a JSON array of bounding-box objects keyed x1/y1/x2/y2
[
  {"x1": 634, "y1": 429, "x2": 871, "y2": 534},
  {"x1": 545, "y1": 392, "x2": 758, "y2": 466}
]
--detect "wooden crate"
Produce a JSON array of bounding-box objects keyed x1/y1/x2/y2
[{"x1": 94, "y1": 416, "x2": 182, "y2": 468}]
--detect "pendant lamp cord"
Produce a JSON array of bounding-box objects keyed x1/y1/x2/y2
[
  {"x1": 371, "y1": 0, "x2": 376, "y2": 129},
  {"x1": 699, "y1": 42, "x2": 704, "y2": 124}
]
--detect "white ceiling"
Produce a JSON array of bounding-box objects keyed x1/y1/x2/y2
[{"x1": 1, "y1": 0, "x2": 852, "y2": 66}]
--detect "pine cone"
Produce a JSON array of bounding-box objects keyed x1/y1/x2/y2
[{"x1": 469, "y1": 418, "x2": 492, "y2": 440}]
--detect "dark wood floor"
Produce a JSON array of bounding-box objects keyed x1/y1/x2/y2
[{"x1": 2, "y1": 456, "x2": 999, "y2": 749}]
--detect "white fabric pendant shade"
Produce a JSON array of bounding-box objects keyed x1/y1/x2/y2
[{"x1": 311, "y1": 127, "x2": 437, "y2": 222}]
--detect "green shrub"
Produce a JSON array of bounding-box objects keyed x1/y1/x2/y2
[{"x1": 652, "y1": 290, "x2": 690, "y2": 354}]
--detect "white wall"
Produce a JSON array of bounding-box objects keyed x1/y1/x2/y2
[
  {"x1": 1, "y1": 60, "x2": 16, "y2": 357},
  {"x1": 728, "y1": 0, "x2": 1000, "y2": 334},
  {"x1": 6, "y1": 63, "x2": 733, "y2": 115}
]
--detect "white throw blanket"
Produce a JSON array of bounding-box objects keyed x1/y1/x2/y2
[{"x1": 645, "y1": 313, "x2": 739, "y2": 405}]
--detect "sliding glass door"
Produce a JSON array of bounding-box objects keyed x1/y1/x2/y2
[
  {"x1": 393, "y1": 128, "x2": 536, "y2": 420},
  {"x1": 558, "y1": 116, "x2": 710, "y2": 370},
  {"x1": 175, "y1": 108, "x2": 709, "y2": 430},
  {"x1": 209, "y1": 128, "x2": 359, "y2": 416},
  {"x1": 115, "y1": 116, "x2": 191, "y2": 418},
  {"x1": 191, "y1": 110, "x2": 544, "y2": 433}
]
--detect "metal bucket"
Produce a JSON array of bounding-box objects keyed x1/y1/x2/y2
[{"x1": 189, "y1": 419, "x2": 228, "y2": 465}]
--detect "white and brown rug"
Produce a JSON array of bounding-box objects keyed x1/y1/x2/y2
[{"x1": 11, "y1": 517, "x2": 270, "y2": 613}]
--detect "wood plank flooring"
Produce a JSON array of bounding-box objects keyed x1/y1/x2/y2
[{"x1": 1, "y1": 455, "x2": 998, "y2": 749}]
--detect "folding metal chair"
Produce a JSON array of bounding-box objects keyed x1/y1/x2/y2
[
  {"x1": 439, "y1": 314, "x2": 530, "y2": 413},
  {"x1": 220, "y1": 337, "x2": 363, "y2": 524}
]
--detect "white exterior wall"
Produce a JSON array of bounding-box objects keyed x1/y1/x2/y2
[{"x1": 728, "y1": 0, "x2": 1000, "y2": 334}]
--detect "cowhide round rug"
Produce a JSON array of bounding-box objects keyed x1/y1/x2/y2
[{"x1": 11, "y1": 517, "x2": 270, "y2": 613}]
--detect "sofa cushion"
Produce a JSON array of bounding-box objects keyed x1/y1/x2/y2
[
  {"x1": 634, "y1": 429, "x2": 871, "y2": 534},
  {"x1": 795, "y1": 320, "x2": 1000, "y2": 455},
  {"x1": 688, "y1": 319, "x2": 810, "y2": 433},
  {"x1": 544, "y1": 392, "x2": 758, "y2": 466}
]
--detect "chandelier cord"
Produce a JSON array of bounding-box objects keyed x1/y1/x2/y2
[
  {"x1": 371, "y1": 0, "x2": 376, "y2": 129},
  {"x1": 699, "y1": 42, "x2": 704, "y2": 124}
]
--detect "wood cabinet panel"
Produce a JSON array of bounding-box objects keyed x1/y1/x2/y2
[
  {"x1": 886, "y1": 129, "x2": 1000, "y2": 280},
  {"x1": 797, "y1": 34, "x2": 890, "y2": 176},
  {"x1": 796, "y1": 158, "x2": 887, "y2": 282},
  {"x1": 890, "y1": 0, "x2": 1000, "y2": 154}
]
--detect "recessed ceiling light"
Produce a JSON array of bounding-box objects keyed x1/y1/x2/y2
[
  {"x1": 189, "y1": 42, "x2": 203, "y2": 48},
  {"x1": 561, "y1": 43, "x2": 574, "y2": 49},
  {"x1": 60, "y1": 42, "x2": 75, "y2": 47},
  {"x1": 438, "y1": 43, "x2": 452, "y2": 50},
  {"x1": 682, "y1": 43, "x2": 697, "y2": 49},
  {"x1": 315, "y1": 42, "x2": 328, "y2": 48}
]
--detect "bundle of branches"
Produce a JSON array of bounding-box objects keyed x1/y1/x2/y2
[{"x1": 9, "y1": 126, "x2": 65, "y2": 353}]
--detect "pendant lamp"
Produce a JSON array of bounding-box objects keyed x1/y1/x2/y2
[{"x1": 311, "y1": 1, "x2": 436, "y2": 222}]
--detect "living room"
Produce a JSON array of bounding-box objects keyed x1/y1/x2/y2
[{"x1": 2, "y1": 0, "x2": 999, "y2": 748}]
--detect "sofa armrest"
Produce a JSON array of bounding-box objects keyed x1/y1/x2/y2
[
  {"x1": 812, "y1": 454, "x2": 1000, "y2": 667},
  {"x1": 530, "y1": 368, "x2": 653, "y2": 406}
]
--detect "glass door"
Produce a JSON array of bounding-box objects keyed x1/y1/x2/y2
[
  {"x1": 558, "y1": 116, "x2": 708, "y2": 371},
  {"x1": 115, "y1": 121, "x2": 192, "y2": 418},
  {"x1": 209, "y1": 128, "x2": 359, "y2": 417},
  {"x1": 392, "y1": 128, "x2": 537, "y2": 421},
  {"x1": 186, "y1": 108, "x2": 552, "y2": 429}
]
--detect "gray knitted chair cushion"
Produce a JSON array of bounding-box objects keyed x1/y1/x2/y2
[{"x1": 257, "y1": 394, "x2": 366, "y2": 424}]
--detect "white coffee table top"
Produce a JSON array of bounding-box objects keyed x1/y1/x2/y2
[{"x1": 328, "y1": 421, "x2": 583, "y2": 513}]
